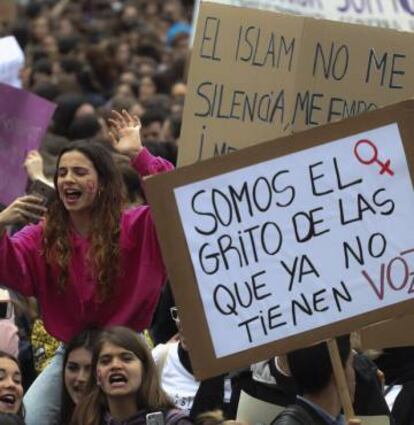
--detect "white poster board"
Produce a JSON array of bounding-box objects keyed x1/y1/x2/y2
[
  {"x1": 174, "y1": 122, "x2": 414, "y2": 358},
  {"x1": 0, "y1": 36, "x2": 24, "y2": 88}
]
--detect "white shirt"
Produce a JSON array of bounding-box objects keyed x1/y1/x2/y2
[{"x1": 152, "y1": 342, "x2": 200, "y2": 412}]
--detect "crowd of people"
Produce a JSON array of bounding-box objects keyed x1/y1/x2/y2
[{"x1": 0, "y1": 0, "x2": 414, "y2": 425}]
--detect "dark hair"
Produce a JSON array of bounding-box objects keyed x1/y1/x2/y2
[
  {"x1": 287, "y1": 335, "x2": 351, "y2": 395},
  {"x1": 0, "y1": 413, "x2": 26, "y2": 425},
  {"x1": 0, "y1": 352, "x2": 25, "y2": 418},
  {"x1": 68, "y1": 116, "x2": 101, "y2": 141},
  {"x1": 53, "y1": 93, "x2": 88, "y2": 137},
  {"x1": 43, "y1": 140, "x2": 125, "y2": 299},
  {"x1": 60, "y1": 330, "x2": 100, "y2": 425},
  {"x1": 71, "y1": 326, "x2": 174, "y2": 425}
]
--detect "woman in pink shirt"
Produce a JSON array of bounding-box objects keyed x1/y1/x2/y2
[{"x1": 0, "y1": 111, "x2": 173, "y2": 425}]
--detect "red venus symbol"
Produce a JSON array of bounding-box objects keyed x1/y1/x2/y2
[{"x1": 353, "y1": 139, "x2": 394, "y2": 176}]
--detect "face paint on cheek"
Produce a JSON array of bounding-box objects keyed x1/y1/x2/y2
[{"x1": 85, "y1": 180, "x2": 97, "y2": 194}]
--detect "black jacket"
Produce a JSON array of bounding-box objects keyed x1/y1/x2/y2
[{"x1": 271, "y1": 399, "x2": 332, "y2": 425}]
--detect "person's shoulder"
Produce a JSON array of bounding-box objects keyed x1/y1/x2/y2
[
  {"x1": 271, "y1": 403, "x2": 319, "y2": 425},
  {"x1": 122, "y1": 205, "x2": 151, "y2": 220}
]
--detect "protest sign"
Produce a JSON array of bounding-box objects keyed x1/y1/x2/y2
[
  {"x1": 359, "y1": 315, "x2": 414, "y2": 350},
  {"x1": 0, "y1": 36, "x2": 24, "y2": 88},
  {"x1": 146, "y1": 100, "x2": 414, "y2": 379},
  {"x1": 195, "y1": 0, "x2": 414, "y2": 32},
  {"x1": 0, "y1": 83, "x2": 56, "y2": 206},
  {"x1": 179, "y1": 2, "x2": 414, "y2": 166}
]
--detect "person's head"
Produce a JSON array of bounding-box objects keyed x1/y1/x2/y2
[
  {"x1": 61, "y1": 330, "x2": 100, "y2": 425},
  {"x1": 31, "y1": 16, "x2": 50, "y2": 42},
  {"x1": 138, "y1": 76, "x2": 157, "y2": 102},
  {"x1": 68, "y1": 116, "x2": 102, "y2": 141},
  {"x1": 141, "y1": 109, "x2": 167, "y2": 142},
  {"x1": 287, "y1": 335, "x2": 355, "y2": 401},
  {"x1": 43, "y1": 141, "x2": 125, "y2": 299},
  {"x1": 72, "y1": 327, "x2": 174, "y2": 425},
  {"x1": 53, "y1": 93, "x2": 89, "y2": 137},
  {"x1": 0, "y1": 352, "x2": 24, "y2": 417}
]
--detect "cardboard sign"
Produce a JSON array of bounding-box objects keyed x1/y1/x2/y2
[
  {"x1": 196, "y1": 0, "x2": 414, "y2": 32},
  {"x1": 179, "y1": 2, "x2": 414, "y2": 166},
  {"x1": 0, "y1": 36, "x2": 24, "y2": 88},
  {"x1": 0, "y1": 83, "x2": 56, "y2": 206},
  {"x1": 146, "y1": 100, "x2": 414, "y2": 379},
  {"x1": 360, "y1": 315, "x2": 414, "y2": 350}
]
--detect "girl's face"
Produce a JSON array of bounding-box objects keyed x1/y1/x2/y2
[
  {"x1": 0, "y1": 357, "x2": 23, "y2": 414},
  {"x1": 57, "y1": 151, "x2": 99, "y2": 214},
  {"x1": 64, "y1": 347, "x2": 92, "y2": 405},
  {"x1": 96, "y1": 342, "x2": 143, "y2": 399}
]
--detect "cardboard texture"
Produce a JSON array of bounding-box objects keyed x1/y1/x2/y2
[
  {"x1": 196, "y1": 0, "x2": 414, "y2": 32},
  {"x1": 360, "y1": 315, "x2": 414, "y2": 350},
  {"x1": 146, "y1": 100, "x2": 414, "y2": 379},
  {"x1": 179, "y1": 2, "x2": 414, "y2": 166}
]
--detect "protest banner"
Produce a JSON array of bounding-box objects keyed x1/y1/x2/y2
[
  {"x1": 0, "y1": 83, "x2": 56, "y2": 206},
  {"x1": 146, "y1": 100, "x2": 414, "y2": 379},
  {"x1": 179, "y1": 2, "x2": 414, "y2": 166},
  {"x1": 0, "y1": 36, "x2": 24, "y2": 88},
  {"x1": 195, "y1": 0, "x2": 414, "y2": 32}
]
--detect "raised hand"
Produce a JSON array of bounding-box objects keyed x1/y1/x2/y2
[
  {"x1": 24, "y1": 150, "x2": 45, "y2": 182},
  {"x1": 0, "y1": 195, "x2": 47, "y2": 229},
  {"x1": 108, "y1": 109, "x2": 143, "y2": 159}
]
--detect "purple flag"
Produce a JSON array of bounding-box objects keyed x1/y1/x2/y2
[{"x1": 0, "y1": 83, "x2": 56, "y2": 206}]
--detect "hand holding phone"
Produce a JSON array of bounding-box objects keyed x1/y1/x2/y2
[{"x1": 29, "y1": 179, "x2": 56, "y2": 207}]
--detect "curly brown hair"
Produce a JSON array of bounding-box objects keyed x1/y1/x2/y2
[{"x1": 43, "y1": 140, "x2": 125, "y2": 300}]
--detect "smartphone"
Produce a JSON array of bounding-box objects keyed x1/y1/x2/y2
[
  {"x1": 0, "y1": 289, "x2": 13, "y2": 320},
  {"x1": 29, "y1": 179, "x2": 56, "y2": 206},
  {"x1": 146, "y1": 412, "x2": 165, "y2": 425}
]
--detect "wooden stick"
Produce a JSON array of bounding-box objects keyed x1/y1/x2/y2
[{"x1": 327, "y1": 338, "x2": 355, "y2": 422}]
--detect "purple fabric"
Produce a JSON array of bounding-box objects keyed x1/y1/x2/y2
[{"x1": 0, "y1": 83, "x2": 56, "y2": 205}]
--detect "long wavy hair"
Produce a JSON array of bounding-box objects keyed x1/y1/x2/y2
[
  {"x1": 71, "y1": 326, "x2": 174, "y2": 425},
  {"x1": 60, "y1": 329, "x2": 100, "y2": 425},
  {"x1": 43, "y1": 140, "x2": 125, "y2": 300},
  {"x1": 0, "y1": 351, "x2": 25, "y2": 418}
]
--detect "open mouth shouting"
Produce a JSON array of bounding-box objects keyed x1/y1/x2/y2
[
  {"x1": 63, "y1": 188, "x2": 83, "y2": 205},
  {"x1": 0, "y1": 393, "x2": 19, "y2": 413},
  {"x1": 108, "y1": 373, "x2": 128, "y2": 388}
]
